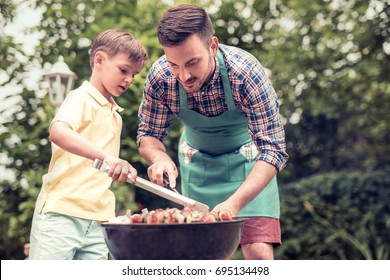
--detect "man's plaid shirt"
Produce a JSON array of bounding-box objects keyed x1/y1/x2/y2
[{"x1": 137, "y1": 44, "x2": 288, "y2": 171}]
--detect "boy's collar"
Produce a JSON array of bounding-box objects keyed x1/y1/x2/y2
[{"x1": 81, "y1": 81, "x2": 124, "y2": 112}]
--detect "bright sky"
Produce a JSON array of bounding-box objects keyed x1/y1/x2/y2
[
  {"x1": 3, "y1": 1, "x2": 43, "y2": 55},
  {"x1": 1, "y1": 2, "x2": 44, "y2": 122},
  {"x1": 0, "y1": 1, "x2": 44, "y2": 180}
]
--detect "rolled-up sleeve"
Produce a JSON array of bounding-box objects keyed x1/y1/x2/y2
[
  {"x1": 137, "y1": 68, "x2": 174, "y2": 146},
  {"x1": 242, "y1": 62, "x2": 288, "y2": 172}
]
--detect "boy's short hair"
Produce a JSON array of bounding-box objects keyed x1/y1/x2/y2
[
  {"x1": 157, "y1": 4, "x2": 214, "y2": 47},
  {"x1": 90, "y1": 29, "x2": 148, "y2": 68}
]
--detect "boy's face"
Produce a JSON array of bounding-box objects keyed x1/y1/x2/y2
[
  {"x1": 95, "y1": 52, "x2": 143, "y2": 100},
  {"x1": 163, "y1": 34, "x2": 218, "y2": 93}
]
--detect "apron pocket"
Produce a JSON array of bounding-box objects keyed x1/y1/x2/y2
[
  {"x1": 179, "y1": 141, "x2": 204, "y2": 185},
  {"x1": 179, "y1": 140, "x2": 198, "y2": 165},
  {"x1": 237, "y1": 141, "x2": 259, "y2": 162},
  {"x1": 229, "y1": 142, "x2": 258, "y2": 182},
  {"x1": 187, "y1": 152, "x2": 205, "y2": 184}
]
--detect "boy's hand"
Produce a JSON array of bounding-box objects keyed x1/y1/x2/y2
[{"x1": 103, "y1": 156, "x2": 137, "y2": 184}]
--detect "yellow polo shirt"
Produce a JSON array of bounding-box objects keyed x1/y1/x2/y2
[{"x1": 35, "y1": 81, "x2": 123, "y2": 221}]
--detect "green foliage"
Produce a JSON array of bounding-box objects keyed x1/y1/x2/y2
[
  {"x1": 0, "y1": 0, "x2": 179, "y2": 259},
  {"x1": 1, "y1": 0, "x2": 389, "y2": 259},
  {"x1": 211, "y1": 0, "x2": 390, "y2": 181},
  {"x1": 0, "y1": 90, "x2": 54, "y2": 259},
  {"x1": 277, "y1": 165, "x2": 390, "y2": 259}
]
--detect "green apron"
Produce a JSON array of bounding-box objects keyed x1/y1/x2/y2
[{"x1": 177, "y1": 52, "x2": 279, "y2": 218}]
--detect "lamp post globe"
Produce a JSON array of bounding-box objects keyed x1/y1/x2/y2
[{"x1": 44, "y1": 56, "x2": 77, "y2": 109}]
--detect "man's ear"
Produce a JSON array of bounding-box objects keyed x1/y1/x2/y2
[{"x1": 210, "y1": 36, "x2": 219, "y2": 56}]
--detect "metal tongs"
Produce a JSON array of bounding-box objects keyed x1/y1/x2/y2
[{"x1": 93, "y1": 159, "x2": 209, "y2": 213}]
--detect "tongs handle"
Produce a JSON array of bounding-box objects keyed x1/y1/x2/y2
[{"x1": 92, "y1": 159, "x2": 209, "y2": 213}]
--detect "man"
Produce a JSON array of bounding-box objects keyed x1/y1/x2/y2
[{"x1": 137, "y1": 4, "x2": 288, "y2": 259}]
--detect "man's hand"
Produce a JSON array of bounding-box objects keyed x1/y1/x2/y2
[
  {"x1": 147, "y1": 159, "x2": 178, "y2": 189},
  {"x1": 212, "y1": 199, "x2": 240, "y2": 218}
]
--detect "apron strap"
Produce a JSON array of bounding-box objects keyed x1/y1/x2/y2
[{"x1": 216, "y1": 52, "x2": 236, "y2": 111}]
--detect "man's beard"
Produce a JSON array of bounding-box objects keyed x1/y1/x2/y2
[{"x1": 178, "y1": 54, "x2": 215, "y2": 93}]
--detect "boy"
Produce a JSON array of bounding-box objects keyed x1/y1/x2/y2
[{"x1": 29, "y1": 29, "x2": 149, "y2": 260}]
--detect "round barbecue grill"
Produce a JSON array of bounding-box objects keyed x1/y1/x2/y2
[{"x1": 101, "y1": 218, "x2": 247, "y2": 260}]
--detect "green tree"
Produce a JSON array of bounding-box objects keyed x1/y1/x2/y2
[
  {"x1": 211, "y1": 0, "x2": 390, "y2": 181},
  {"x1": 1, "y1": 0, "x2": 389, "y2": 260},
  {"x1": 1, "y1": 0, "x2": 51, "y2": 259},
  {"x1": 0, "y1": 0, "x2": 171, "y2": 259}
]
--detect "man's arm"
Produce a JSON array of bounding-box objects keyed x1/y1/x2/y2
[{"x1": 213, "y1": 161, "x2": 277, "y2": 216}]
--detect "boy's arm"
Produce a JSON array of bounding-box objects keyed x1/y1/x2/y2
[{"x1": 50, "y1": 120, "x2": 137, "y2": 184}]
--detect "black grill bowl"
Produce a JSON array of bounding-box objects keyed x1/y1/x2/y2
[{"x1": 101, "y1": 218, "x2": 247, "y2": 260}]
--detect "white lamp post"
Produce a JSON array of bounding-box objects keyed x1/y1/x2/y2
[{"x1": 44, "y1": 56, "x2": 77, "y2": 109}]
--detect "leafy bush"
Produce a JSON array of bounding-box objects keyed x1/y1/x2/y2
[{"x1": 276, "y1": 165, "x2": 390, "y2": 259}]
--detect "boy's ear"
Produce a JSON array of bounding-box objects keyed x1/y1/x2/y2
[{"x1": 94, "y1": 51, "x2": 105, "y2": 67}]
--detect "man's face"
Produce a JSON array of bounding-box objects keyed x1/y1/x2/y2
[{"x1": 163, "y1": 34, "x2": 218, "y2": 93}]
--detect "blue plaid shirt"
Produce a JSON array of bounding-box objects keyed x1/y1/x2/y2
[{"x1": 137, "y1": 44, "x2": 288, "y2": 171}]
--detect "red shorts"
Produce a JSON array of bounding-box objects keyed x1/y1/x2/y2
[{"x1": 240, "y1": 217, "x2": 282, "y2": 245}]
